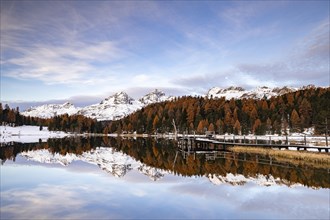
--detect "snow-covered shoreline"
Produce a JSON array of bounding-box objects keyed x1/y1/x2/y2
[
  {"x1": 0, "y1": 125, "x2": 71, "y2": 144},
  {"x1": 1, "y1": 125, "x2": 328, "y2": 149}
]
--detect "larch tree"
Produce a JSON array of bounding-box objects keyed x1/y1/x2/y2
[
  {"x1": 290, "y1": 109, "x2": 301, "y2": 132},
  {"x1": 208, "y1": 123, "x2": 215, "y2": 132},
  {"x1": 233, "y1": 120, "x2": 241, "y2": 135}
]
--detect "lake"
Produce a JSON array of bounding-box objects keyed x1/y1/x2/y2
[{"x1": 1, "y1": 137, "x2": 329, "y2": 219}]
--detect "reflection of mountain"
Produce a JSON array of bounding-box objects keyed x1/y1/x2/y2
[
  {"x1": 138, "y1": 164, "x2": 165, "y2": 181},
  {"x1": 20, "y1": 147, "x2": 167, "y2": 180},
  {"x1": 19, "y1": 147, "x2": 301, "y2": 187},
  {"x1": 20, "y1": 147, "x2": 302, "y2": 187},
  {"x1": 208, "y1": 173, "x2": 301, "y2": 187}
]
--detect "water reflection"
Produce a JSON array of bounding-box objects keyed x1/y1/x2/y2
[
  {"x1": 1, "y1": 137, "x2": 330, "y2": 219},
  {"x1": 1, "y1": 137, "x2": 329, "y2": 188}
]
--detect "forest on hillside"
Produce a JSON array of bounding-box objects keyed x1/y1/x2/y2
[
  {"x1": 1, "y1": 87, "x2": 329, "y2": 135},
  {"x1": 107, "y1": 87, "x2": 330, "y2": 135},
  {"x1": 0, "y1": 103, "x2": 102, "y2": 133}
]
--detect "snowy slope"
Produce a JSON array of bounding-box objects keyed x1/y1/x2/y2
[
  {"x1": 21, "y1": 102, "x2": 79, "y2": 118},
  {"x1": 0, "y1": 125, "x2": 69, "y2": 143},
  {"x1": 20, "y1": 147, "x2": 167, "y2": 180},
  {"x1": 207, "y1": 86, "x2": 298, "y2": 100}
]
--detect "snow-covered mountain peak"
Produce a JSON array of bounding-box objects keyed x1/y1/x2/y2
[
  {"x1": 62, "y1": 102, "x2": 74, "y2": 107},
  {"x1": 271, "y1": 86, "x2": 297, "y2": 96},
  {"x1": 207, "y1": 87, "x2": 222, "y2": 95},
  {"x1": 207, "y1": 86, "x2": 298, "y2": 100},
  {"x1": 21, "y1": 89, "x2": 172, "y2": 121},
  {"x1": 300, "y1": 84, "x2": 316, "y2": 90},
  {"x1": 223, "y1": 86, "x2": 245, "y2": 92},
  {"x1": 21, "y1": 102, "x2": 79, "y2": 118},
  {"x1": 77, "y1": 92, "x2": 141, "y2": 121},
  {"x1": 102, "y1": 91, "x2": 134, "y2": 105},
  {"x1": 207, "y1": 86, "x2": 246, "y2": 99},
  {"x1": 139, "y1": 89, "x2": 167, "y2": 105}
]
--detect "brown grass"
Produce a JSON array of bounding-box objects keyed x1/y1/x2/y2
[{"x1": 228, "y1": 146, "x2": 330, "y2": 169}]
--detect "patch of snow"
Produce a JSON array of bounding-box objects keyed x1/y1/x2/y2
[{"x1": 0, "y1": 125, "x2": 70, "y2": 143}]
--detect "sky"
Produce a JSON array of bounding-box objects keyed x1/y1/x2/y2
[{"x1": 1, "y1": 0, "x2": 329, "y2": 109}]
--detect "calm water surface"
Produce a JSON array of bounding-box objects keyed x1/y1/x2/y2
[{"x1": 1, "y1": 137, "x2": 329, "y2": 219}]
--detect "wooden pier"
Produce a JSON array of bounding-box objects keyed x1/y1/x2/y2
[{"x1": 177, "y1": 136, "x2": 330, "y2": 153}]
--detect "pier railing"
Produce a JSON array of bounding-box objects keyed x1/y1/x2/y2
[{"x1": 177, "y1": 134, "x2": 329, "y2": 153}]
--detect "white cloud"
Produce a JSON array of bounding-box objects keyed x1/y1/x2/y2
[
  {"x1": 2, "y1": 41, "x2": 124, "y2": 84},
  {"x1": 1, "y1": 1, "x2": 329, "y2": 102},
  {"x1": 132, "y1": 74, "x2": 150, "y2": 83},
  {"x1": 229, "y1": 19, "x2": 330, "y2": 88},
  {"x1": 1, "y1": 184, "x2": 88, "y2": 219}
]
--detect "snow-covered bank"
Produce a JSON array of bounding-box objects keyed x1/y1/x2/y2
[{"x1": 0, "y1": 125, "x2": 70, "y2": 144}]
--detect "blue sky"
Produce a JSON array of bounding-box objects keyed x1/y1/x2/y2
[{"x1": 1, "y1": 1, "x2": 329, "y2": 107}]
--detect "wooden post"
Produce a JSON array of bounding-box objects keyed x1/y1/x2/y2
[
  {"x1": 255, "y1": 136, "x2": 257, "y2": 144},
  {"x1": 269, "y1": 136, "x2": 271, "y2": 145},
  {"x1": 286, "y1": 135, "x2": 288, "y2": 145},
  {"x1": 326, "y1": 136, "x2": 328, "y2": 147},
  {"x1": 233, "y1": 135, "x2": 235, "y2": 143},
  {"x1": 304, "y1": 135, "x2": 306, "y2": 145},
  {"x1": 326, "y1": 118, "x2": 328, "y2": 147},
  {"x1": 244, "y1": 135, "x2": 245, "y2": 143}
]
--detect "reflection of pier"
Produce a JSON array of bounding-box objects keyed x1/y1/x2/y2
[
  {"x1": 177, "y1": 144, "x2": 326, "y2": 171},
  {"x1": 0, "y1": 141, "x2": 16, "y2": 147},
  {"x1": 177, "y1": 136, "x2": 330, "y2": 153},
  {"x1": 176, "y1": 146, "x2": 296, "y2": 169},
  {"x1": 204, "y1": 151, "x2": 292, "y2": 168}
]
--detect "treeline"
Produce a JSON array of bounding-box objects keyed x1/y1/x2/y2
[
  {"x1": 47, "y1": 114, "x2": 102, "y2": 133},
  {"x1": 107, "y1": 87, "x2": 330, "y2": 135},
  {"x1": 0, "y1": 103, "x2": 102, "y2": 133},
  {"x1": 0, "y1": 104, "x2": 46, "y2": 126}
]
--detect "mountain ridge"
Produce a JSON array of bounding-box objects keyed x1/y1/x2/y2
[
  {"x1": 21, "y1": 89, "x2": 172, "y2": 121},
  {"x1": 21, "y1": 85, "x2": 318, "y2": 121}
]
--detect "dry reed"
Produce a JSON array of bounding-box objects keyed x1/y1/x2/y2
[{"x1": 228, "y1": 146, "x2": 330, "y2": 169}]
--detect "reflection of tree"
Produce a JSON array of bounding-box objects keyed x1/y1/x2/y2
[
  {"x1": 109, "y1": 138, "x2": 330, "y2": 188},
  {"x1": 0, "y1": 137, "x2": 329, "y2": 188}
]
